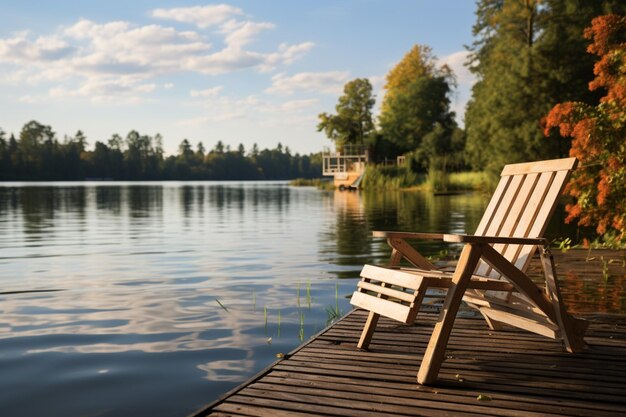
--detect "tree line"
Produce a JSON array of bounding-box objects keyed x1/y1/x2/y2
[
  {"x1": 318, "y1": 44, "x2": 464, "y2": 173},
  {"x1": 318, "y1": 0, "x2": 625, "y2": 242},
  {"x1": 0, "y1": 121, "x2": 321, "y2": 181}
]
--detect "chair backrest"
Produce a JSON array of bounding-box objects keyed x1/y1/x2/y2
[{"x1": 473, "y1": 157, "x2": 578, "y2": 279}]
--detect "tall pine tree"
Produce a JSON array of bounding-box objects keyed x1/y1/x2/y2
[{"x1": 465, "y1": 0, "x2": 625, "y2": 174}]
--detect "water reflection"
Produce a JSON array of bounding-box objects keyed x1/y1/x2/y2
[
  {"x1": 526, "y1": 251, "x2": 626, "y2": 315},
  {"x1": 0, "y1": 183, "x2": 622, "y2": 417},
  {"x1": 321, "y1": 190, "x2": 491, "y2": 267}
]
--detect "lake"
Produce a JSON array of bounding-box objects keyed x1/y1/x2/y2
[{"x1": 0, "y1": 182, "x2": 611, "y2": 416}]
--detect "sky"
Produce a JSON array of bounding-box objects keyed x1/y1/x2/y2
[{"x1": 0, "y1": 1, "x2": 478, "y2": 156}]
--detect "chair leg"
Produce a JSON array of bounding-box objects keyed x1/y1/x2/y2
[
  {"x1": 357, "y1": 311, "x2": 380, "y2": 349},
  {"x1": 540, "y1": 247, "x2": 586, "y2": 353},
  {"x1": 476, "y1": 306, "x2": 506, "y2": 331},
  {"x1": 357, "y1": 247, "x2": 405, "y2": 349},
  {"x1": 417, "y1": 243, "x2": 483, "y2": 385}
]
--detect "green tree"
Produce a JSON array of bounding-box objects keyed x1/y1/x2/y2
[
  {"x1": 213, "y1": 140, "x2": 225, "y2": 154},
  {"x1": 381, "y1": 45, "x2": 440, "y2": 112},
  {"x1": 465, "y1": 0, "x2": 626, "y2": 174},
  {"x1": 250, "y1": 143, "x2": 259, "y2": 157},
  {"x1": 19, "y1": 120, "x2": 56, "y2": 179},
  {"x1": 108, "y1": 134, "x2": 123, "y2": 150},
  {"x1": 89, "y1": 141, "x2": 112, "y2": 178},
  {"x1": 196, "y1": 141, "x2": 205, "y2": 157},
  {"x1": 124, "y1": 130, "x2": 162, "y2": 179},
  {"x1": 378, "y1": 44, "x2": 457, "y2": 162},
  {"x1": 317, "y1": 78, "x2": 375, "y2": 148},
  {"x1": 410, "y1": 124, "x2": 466, "y2": 171},
  {"x1": 0, "y1": 129, "x2": 10, "y2": 179},
  {"x1": 2, "y1": 122, "x2": 324, "y2": 181},
  {"x1": 178, "y1": 139, "x2": 193, "y2": 160},
  {"x1": 379, "y1": 75, "x2": 455, "y2": 157},
  {"x1": 106, "y1": 134, "x2": 124, "y2": 177},
  {"x1": 545, "y1": 14, "x2": 626, "y2": 241},
  {"x1": 63, "y1": 130, "x2": 88, "y2": 179}
]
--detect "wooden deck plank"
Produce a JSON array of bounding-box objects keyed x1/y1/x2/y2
[
  {"x1": 246, "y1": 382, "x2": 555, "y2": 417},
  {"x1": 259, "y1": 374, "x2": 624, "y2": 417},
  {"x1": 262, "y1": 372, "x2": 626, "y2": 417},
  {"x1": 296, "y1": 346, "x2": 626, "y2": 381},
  {"x1": 193, "y1": 310, "x2": 626, "y2": 417},
  {"x1": 192, "y1": 249, "x2": 626, "y2": 417},
  {"x1": 289, "y1": 350, "x2": 626, "y2": 386},
  {"x1": 234, "y1": 387, "x2": 490, "y2": 417}
]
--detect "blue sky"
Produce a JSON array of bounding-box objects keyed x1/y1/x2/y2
[{"x1": 0, "y1": 1, "x2": 477, "y2": 155}]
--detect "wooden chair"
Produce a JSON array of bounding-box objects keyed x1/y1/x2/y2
[{"x1": 350, "y1": 157, "x2": 588, "y2": 385}]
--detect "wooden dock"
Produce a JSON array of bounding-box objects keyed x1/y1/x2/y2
[{"x1": 193, "y1": 249, "x2": 626, "y2": 416}]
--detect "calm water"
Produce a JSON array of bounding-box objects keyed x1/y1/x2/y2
[{"x1": 0, "y1": 182, "x2": 617, "y2": 417}]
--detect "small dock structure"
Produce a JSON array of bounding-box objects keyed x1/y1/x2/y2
[
  {"x1": 192, "y1": 249, "x2": 626, "y2": 417},
  {"x1": 322, "y1": 145, "x2": 368, "y2": 190}
]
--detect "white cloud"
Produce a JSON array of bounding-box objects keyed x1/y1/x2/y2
[
  {"x1": 259, "y1": 42, "x2": 315, "y2": 72},
  {"x1": 177, "y1": 115, "x2": 211, "y2": 127},
  {"x1": 151, "y1": 4, "x2": 242, "y2": 29},
  {"x1": 213, "y1": 110, "x2": 246, "y2": 122},
  {"x1": 0, "y1": 8, "x2": 313, "y2": 101},
  {"x1": 190, "y1": 86, "x2": 223, "y2": 97},
  {"x1": 437, "y1": 50, "x2": 476, "y2": 126},
  {"x1": 177, "y1": 109, "x2": 245, "y2": 126},
  {"x1": 180, "y1": 93, "x2": 320, "y2": 128},
  {"x1": 220, "y1": 20, "x2": 275, "y2": 48},
  {"x1": 185, "y1": 47, "x2": 266, "y2": 74},
  {"x1": 260, "y1": 114, "x2": 317, "y2": 128},
  {"x1": 63, "y1": 19, "x2": 210, "y2": 72},
  {"x1": 368, "y1": 75, "x2": 385, "y2": 91},
  {"x1": 266, "y1": 71, "x2": 350, "y2": 95},
  {"x1": 18, "y1": 94, "x2": 45, "y2": 104},
  {"x1": 280, "y1": 99, "x2": 319, "y2": 111},
  {"x1": 438, "y1": 50, "x2": 475, "y2": 86},
  {"x1": 0, "y1": 32, "x2": 75, "y2": 63},
  {"x1": 48, "y1": 76, "x2": 156, "y2": 103},
  {"x1": 163, "y1": 83, "x2": 174, "y2": 89},
  {"x1": 179, "y1": 94, "x2": 260, "y2": 125}
]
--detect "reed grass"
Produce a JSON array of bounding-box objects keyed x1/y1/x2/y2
[
  {"x1": 426, "y1": 170, "x2": 493, "y2": 192},
  {"x1": 289, "y1": 178, "x2": 334, "y2": 190},
  {"x1": 448, "y1": 171, "x2": 493, "y2": 191},
  {"x1": 215, "y1": 298, "x2": 229, "y2": 312},
  {"x1": 360, "y1": 164, "x2": 493, "y2": 192},
  {"x1": 296, "y1": 283, "x2": 301, "y2": 307},
  {"x1": 299, "y1": 311, "x2": 305, "y2": 341},
  {"x1": 306, "y1": 280, "x2": 311, "y2": 309},
  {"x1": 362, "y1": 165, "x2": 422, "y2": 189},
  {"x1": 325, "y1": 282, "x2": 343, "y2": 324}
]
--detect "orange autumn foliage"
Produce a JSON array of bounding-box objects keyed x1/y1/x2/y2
[{"x1": 544, "y1": 14, "x2": 626, "y2": 241}]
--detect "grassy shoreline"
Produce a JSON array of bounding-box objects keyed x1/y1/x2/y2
[
  {"x1": 360, "y1": 165, "x2": 493, "y2": 192},
  {"x1": 290, "y1": 166, "x2": 494, "y2": 193},
  {"x1": 289, "y1": 178, "x2": 334, "y2": 190}
]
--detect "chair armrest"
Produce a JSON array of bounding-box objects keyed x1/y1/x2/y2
[
  {"x1": 372, "y1": 231, "x2": 445, "y2": 240},
  {"x1": 443, "y1": 234, "x2": 547, "y2": 245}
]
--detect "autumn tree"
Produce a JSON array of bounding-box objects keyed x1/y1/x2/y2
[
  {"x1": 378, "y1": 45, "x2": 457, "y2": 164},
  {"x1": 465, "y1": 0, "x2": 625, "y2": 175},
  {"x1": 317, "y1": 78, "x2": 375, "y2": 148},
  {"x1": 381, "y1": 45, "x2": 438, "y2": 112},
  {"x1": 544, "y1": 14, "x2": 626, "y2": 242}
]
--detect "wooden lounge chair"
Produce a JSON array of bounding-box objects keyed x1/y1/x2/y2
[{"x1": 350, "y1": 157, "x2": 588, "y2": 385}]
